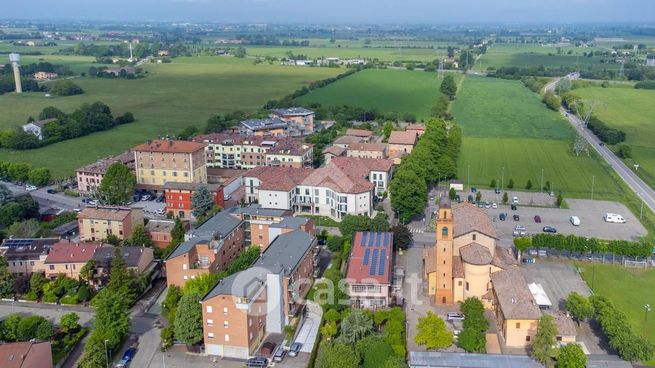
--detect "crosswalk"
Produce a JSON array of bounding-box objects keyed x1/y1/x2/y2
[{"x1": 408, "y1": 227, "x2": 426, "y2": 233}]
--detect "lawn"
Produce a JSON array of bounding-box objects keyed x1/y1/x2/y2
[
  {"x1": 296, "y1": 68, "x2": 452, "y2": 120},
  {"x1": 574, "y1": 85, "x2": 655, "y2": 189},
  {"x1": 453, "y1": 76, "x2": 622, "y2": 197},
  {"x1": 578, "y1": 263, "x2": 655, "y2": 361},
  {"x1": 0, "y1": 56, "x2": 342, "y2": 177}
]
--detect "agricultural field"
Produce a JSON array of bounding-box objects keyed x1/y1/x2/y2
[
  {"x1": 579, "y1": 263, "x2": 655, "y2": 363},
  {"x1": 244, "y1": 45, "x2": 447, "y2": 63},
  {"x1": 452, "y1": 76, "x2": 622, "y2": 197},
  {"x1": 296, "y1": 68, "x2": 452, "y2": 120},
  {"x1": 574, "y1": 85, "x2": 655, "y2": 190},
  {"x1": 0, "y1": 56, "x2": 342, "y2": 177}
]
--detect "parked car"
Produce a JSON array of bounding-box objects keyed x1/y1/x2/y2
[
  {"x1": 155, "y1": 208, "x2": 166, "y2": 216},
  {"x1": 116, "y1": 347, "x2": 136, "y2": 368},
  {"x1": 494, "y1": 188, "x2": 501, "y2": 194},
  {"x1": 156, "y1": 195, "x2": 165, "y2": 203},
  {"x1": 81, "y1": 198, "x2": 92, "y2": 204},
  {"x1": 224, "y1": 194, "x2": 232, "y2": 201},
  {"x1": 46, "y1": 188, "x2": 57, "y2": 194},
  {"x1": 549, "y1": 191, "x2": 555, "y2": 197},
  {"x1": 288, "y1": 343, "x2": 303, "y2": 357},
  {"x1": 141, "y1": 194, "x2": 151, "y2": 201},
  {"x1": 510, "y1": 204, "x2": 517, "y2": 211},
  {"x1": 273, "y1": 347, "x2": 287, "y2": 362},
  {"x1": 603, "y1": 213, "x2": 626, "y2": 223},
  {"x1": 491, "y1": 202, "x2": 497, "y2": 209},
  {"x1": 543, "y1": 226, "x2": 558, "y2": 233},
  {"x1": 477, "y1": 202, "x2": 483, "y2": 208},
  {"x1": 514, "y1": 225, "x2": 526, "y2": 231},
  {"x1": 484, "y1": 202, "x2": 491, "y2": 209},
  {"x1": 246, "y1": 357, "x2": 268, "y2": 367},
  {"x1": 447, "y1": 312, "x2": 465, "y2": 321},
  {"x1": 88, "y1": 200, "x2": 99, "y2": 206},
  {"x1": 534, "y1": 215, "x2": 541, "y2": 223},
  {"x1": 512, "y1": 196, "x2": 519, "y2": 204},
  {"x1": 513, "y1": 214, "x2": 520, "y2": 221},
  {"x1": 570, "y1": 216, "x2": 581, "y2": 226},
  {"x1": 471, "y1": 187, "x2": 477, "y2": 193},
  {"x1": 25, "y1": 184, "x2": 37, "y2": 191},
  {"x1": 499, "y1": 213, "x2": 506, "y2": 221}
]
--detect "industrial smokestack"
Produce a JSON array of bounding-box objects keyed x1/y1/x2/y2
[{"x1": 9, "y1": 53, "x2": 22, "y2": 94}]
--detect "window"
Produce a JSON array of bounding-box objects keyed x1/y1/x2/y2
[
  {"x1": 207, "y1": 319, "x2": 214, "y2": 326},
  {"x1": 223, "y1": 321, "x2": 229, "y2": 328},
  {"x1": 515, "y1": 322, "x2": 521, "y2": 329},
  {"x1": 183, "y1": 264, "x2": 187, "y2": 270},
  {"x1": 224, "y1": 334, "x2": 230, "y2": 342},
  {"x1": 441, "y1": 226, "x2": 449, "y2": 237},
  {"x1": 206, "y1": 306, "x2": 213, "y2": 313},
  {"x1": 223, "y1": 307, "x2": 228, "y2": 315},
  {"x1": 472, "y1": 234, "x2": 477, "y2": 241},
  {"x1": 526, "y1": 336, "x2": 531, "y2": 342},
  {"x1": 465, "y1": 282, "x2": 469, "y2": 291},
  {"x1": 207, "y1": 332, "x2": 214, "y2": 338},
  {"x1": 49, "y1": 265, "x2": 54, "y2": 270},
  {"x1": 458, "y1": 281, "x2": 462, "y2": 286}
]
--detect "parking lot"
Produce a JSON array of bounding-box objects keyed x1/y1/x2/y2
[{"x1": 483, "y1": 198, "x2": 647, "y2": 242}]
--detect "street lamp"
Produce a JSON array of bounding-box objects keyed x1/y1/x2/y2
[
  {"x1": 104, "y1": 339, "x2": 110, "y2": 368},
  {"x1": 644, "y1": 304, "x2": 652, "y2": 337},
  {"x1": 540, "y1": 168, "x2": 544, "y2": 194},
  {"x1": 591, "y1": 175, "x2": 595, "y2": 200},
  {"x1": 501, "y1": 166, "x2": 505, "y2": 192}
]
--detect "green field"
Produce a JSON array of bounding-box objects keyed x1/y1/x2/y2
[
  {"x1": 453, "y1": 76, "x2": 622, "y2": 197},
  {"x1": 475, "y1": 44, "x2": 620, "y2": 71},
  {"x1": 296, "y1": 68, "x2": 451, "y2": 120},
  {"x1": 574, "y1": 85, "x2": 655, "y2": 189},
  {"x1": 0, "y1": 56, "x2": 342, "y2": 177},
  {"x1": 245, "y1": 45, "x2": 447, "y2": 63},
  {"x1": 579, "y1": 263, "x2": 655, "y2": 362}
]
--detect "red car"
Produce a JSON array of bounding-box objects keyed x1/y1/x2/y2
[{"x1": 534, "y1": 215, "x2": 542, "y2": 223}]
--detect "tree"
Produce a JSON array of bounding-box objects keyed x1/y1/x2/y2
[
  {"x1": 490, "y1": 179, "x2": 497, "y2": 188},
  {"x1": 526, "y1": 179, "x2": 533, "y2": 190},
  {"x1": 29, "y1": 272, "x2": 46, "y2": 297},
  {"x1": 321, "y1": 321, "x2": 338, "y2": 340},
  {"x1": 617, "y1": 144, "x2": 632, "y2": 159},
  {"x1": 39, "y1": 106, "x2": 65, "y2": 120},
  {"x1": 556, "y1": 193, "x2": 564, "y2": 207},
  {"x1": 507, "y1": 178, "x2": 515, "y2": 189},
  {"x1": 565, "y1": 292, "x2": 594, "y2": 324},
  {"x1": 339, "y1": 215, "x2": 372, "y2": 240},
  {"x1": 98, "y1": 163, "x2": 135, "y2": 205},
  {"x1": 162, "y1": 285, "x2": 182, "y2": 318},
  {"x1": 234, "y1": 47, "x2": 246, "y2": 58},
  {"x1": 390, "y1": 224, "x2": 413, "y2": 251},
  {"x1": 440, "y1": 75, "x2": 458, "y2": 100},
  {"x1": 2, "y1": 314, "x2": 22, "y2": 341},
  {"x1": 107, "y1": 248, "x2": 130, "y2": 297},
  {"x1": 60, "y1": 312, "x2": 80, "y2": 333},
  {"x1": 542, "y1": 91, "x2": 561, "y2": 111},
  {"x1": 0, "y1": 183, "x2": 10, "y2": 204},
  {"x1": 414, "y1": 311, "x2": 453, "y2": 349},
  {"x1": 48, "y1": 80, "x2": 84, "y2": 96},
  {"x1": 125, "y1": 224, "x2": 152, "y2": 247},
  {"x1": 191, "y1": 186, "x2": 215, "y2": 218},
  {"x1": 532, "y1": 314, "x2": 557, "y2": 367},
  {"x1": 502, "y1": 192, "x2": 509, "y2": 204},
  {"x1": 390, "y1": 168, "x2": 427, "y2": 223},
  {"x1": 449, "y1": 187, "x2": 456, "y2": 200},
  {"x1": 79, "y1": 259, "x2": 97, "y2": 286},
  {"x1": 544, "y1": 181, "x2": 552, "y2": 191},
  {"x1": 17, "y1": 315, "x2": 52, "y2": 341},
  {"x1": 104, "y1": 234, "x2": 121, "y2": 246},
  {"x1": 0, "y1": 256, "x2": 15, "y2": 298},
  {"x1": 457, "y1": 298, "x2": 488, "y2": 353},
  {"x1": 558, "y1": 343, "x2": 587, "y2": 368},
  {"x1": 315, "y1": 343, "x2": 359, "y2": 368},
  {"x1": 170, "y1": 218, "x2": 185, "y2": 245},
  {"x1": 513, "y1": 237, "x2": 532, "y2": 261},
  {"x1": 174, "y1": 292, "x2": 203, "y2": 345},
  {"x1": 371, "y1": 212, "x2": 389, "y2": 232},
  {"x1": 7, "y1": 219, "x2": 41, "y2": 238},
  {"x1": 337, "y1": 309, "x2": 374, "y2": 344},
  {"x1": 475, "y1": 191, "x2": 482, "y2": 202},
  {"x1": 27, "y1": 168, "x2": 51, "y2": 186},
  {"x1": 383, "y1": 121, "x2": 393, "y2": 139},
  {"x1": 79, "y1": 332, "x2": 111, "y2": 368}
]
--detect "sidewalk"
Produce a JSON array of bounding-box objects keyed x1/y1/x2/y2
[{"x1": 294, "y1": 300, "x2": 323, "y2": 353}]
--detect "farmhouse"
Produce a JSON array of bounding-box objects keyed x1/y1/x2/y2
[
  {"x1": 75, "y1": 151, "x2": 135, "y2": 194},
  {"x1": 33, "y1": 71, "x2": 58, "y2": 80},
  {"x1": 21, "y1": 118, "x2": 56, "y2": 140},
  {"x1": 388, "y1": 130, "x2": 418, "y2": 163}
]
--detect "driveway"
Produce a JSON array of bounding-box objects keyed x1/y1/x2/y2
[
  {"x1": 293, "y1": 301, "x2": 322, "y2": 353},
  {"x1": 0, "y1": 301, "x2": 94, "y2": 326}
]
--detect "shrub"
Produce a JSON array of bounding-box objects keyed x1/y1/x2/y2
[
  {"x1": 47, "y1": 80, "x2": 84, "y2": 96},
  {"x1": 60, "y1": 295, "x2": 79, "y2": 305}
]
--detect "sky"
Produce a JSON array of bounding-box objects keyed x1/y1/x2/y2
[{"x1": 4, "y1": 0, "x2": 655, "y2": 23}]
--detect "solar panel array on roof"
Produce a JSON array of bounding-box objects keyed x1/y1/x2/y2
[
  {"x1": 368, "y1": 233, "x2": 374, "y2": 247},
  {"x1": 3, "y1": 239, "x2": 34, "y2": 247},
  {"x1": 375, "y1": 233, "x2": 381, "y2": 247},
  {"x1": 361, "y1": 232, "x2": 368, "y2": 246},
  {"x1": 363, "y1": 248, "x2": 371, "y2": 265},
  {"x1": 370, "y1": 249, "x2": 379, "y2": 275},
  {"x1": 383, "y1": 232, "x2": 389, "y2": 247},
  {"x1": 378, "y1": 249, "x2": 386, "y2": 276}
]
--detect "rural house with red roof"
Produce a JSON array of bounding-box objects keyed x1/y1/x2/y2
[{"x1": 345, "y1": 231, "x2": 394, "y2": 309}]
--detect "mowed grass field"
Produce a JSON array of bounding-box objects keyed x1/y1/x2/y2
[
  {"x1": 0, "y1": 56, "x2": 342, "y2": 177},
  {"x1": 579, "y1": 263, "x2": 655, "y2": 362},
  {"x1": 296, "y1": 68, "x2": 452, "y2": 120},
  {"x1": 453, "y1": 76, "x2": 622, "y2": 197},
  {"x1": 574, "y1": 85, "x2": 655, "y2": 189}
]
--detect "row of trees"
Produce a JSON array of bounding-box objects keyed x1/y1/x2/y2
[
  {"x1": 0, "y1": 160, "x2": 51, "y2": 186},
  {"x1": 390, "y1": 119, "x2": 461, "y2": 223},
  {"x1": 457, "y1": 298, "x2": 489, "y2": 353},
  {"x1": 532, "y1": 314, "x2": 587, "y2": 367},
  {"x1": 528, "y1": 233, "x2": 653, "y2": 258},
  {"x1": 566, "y1": 292, "x2": 654, "y2": 362},
  {"x1": 431, "y1": 75, "x2": 457, "y2": 120}
]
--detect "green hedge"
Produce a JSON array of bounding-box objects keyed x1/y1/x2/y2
[{"x1": 531, "y1": 233, "x2": 652, "y2": 258}]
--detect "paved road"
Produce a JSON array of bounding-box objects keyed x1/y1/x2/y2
[{"x1": 544, "y1": 78, "x2": 655, "y2": 213}]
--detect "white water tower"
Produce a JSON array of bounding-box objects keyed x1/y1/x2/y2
[{"x1": 9, "y1": 53, "x2": 22, "y2": 93}]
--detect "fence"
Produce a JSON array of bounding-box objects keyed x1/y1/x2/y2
[{"x1": 522, "y1": 247, "x2": 654, "y2": 268}]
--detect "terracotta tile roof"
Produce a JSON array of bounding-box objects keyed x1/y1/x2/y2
[
  {"x1": 490, "y1": 268, "x2": 542, "y2": 320},
  {"x1": 0, "y1": 341, "x2": 53, "y2": 368},
  {"x1": 145, "y1": 219, "x2": 176, "y2": 234},
  {"x1": 245, "y1": 166, "x2": 311, "y2": 191},
  {"x1": 76, "y1": 152, "x2": 135, "y2": 175},
  {"x1": 388, "y1": 130, "x2": 418, "y2": 145},
  {"x1": 303, "y1": 166, "x2": 373, "y2": 194},
  {"x1": 346, "y1": 231, "x2": 393, "y2": 284},
  {"x1": 423, "y1": 247, "x2": 436, "y2": 274},
  {"x1": 322, "y1": 145, "x2": 346, "y2": 156},
  {"x1": 334, "y1": 135, "x2": 364, "y2": 146},
  {"x1": 452, "y1": 202, "x2": 497, "y2": 239},
  {"x1": 459, "y1": 243, "x2": 493, "y2": 265},
  {"x1": 453, "y1": 255, "x2": 465, "y2": 278},
  {"x1": 44, "y1": 242, "x2": 101, "y2": 264},
  {"x1": 549, "y1": 311, "x2": 577, "y2": 337},
  {"x1": 346, "y1": 128, "x2": 373, "y2": 137},
  {"x1": 78, "y1": 206, "x2": 132, "y2": 221},
  {"x1": 163, "y1": 182, "x2": 222, "y2": 192},
  {"x1": 347, "y1": 142, "x2": 387, "y2": 152},
  {"x1": 492, "y1": 246, "x2": 518, "y2": 269},
  {"x1": 329, "y1": 156, "x2": 393, "y2": 174},
  {"x1": 406, "y1": 124, "x2": 426, "y2": 131},
  {"x1": 132, "y1": 139, "x2": 206, "y2": 153},
  {"x1": 192, "y1": 133, "x2": 310, "y2": 156}
]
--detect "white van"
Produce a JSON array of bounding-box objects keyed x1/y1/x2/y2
[
  {"x1": 570, "y1": 216, "x2": 581, "y2": 226},
  {"x1": 512, "y1": 196, "x2": 519, "y2": 204},
  {"x1": 604, "y1": 213, "x2": 626, "y2": 223}
]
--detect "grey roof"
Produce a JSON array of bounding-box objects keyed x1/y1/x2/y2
[
  {"x1": 4, "y1": 243, "x2": 50, "y2": 261},
  {"x1": 228, "y1": 204, "x2": 289, "y2": 218},
  {"x1": 586, "y1": 355, "x2": 633, "y2": 368},
  {"x1": 241, "y1": 118, "x2": 288, "y2": 131},
  {"x1": 272, "y1": 107, "x2": 314, "y2": 116},
  {"x1": 52, "y1": 221, "x2": 79, "y2": 236},
  {"x1": 93, "y1": 246, "x2": 149, "y2": 268},
  {"x1": 269, "y1": 217, "x2": 309, "y2": 229},
  {"x1": 166, "y1": 236, "x2": 212, "y2": 260},
  {"x1": 167, "y1": 211, "x2": 242, "y2": 260},
  {"x1": 202, "y1": 231, "x2": 315, "y2": 301},
  {"x1": 409, "y1": 351, "x2": 543, "y2": 368}
]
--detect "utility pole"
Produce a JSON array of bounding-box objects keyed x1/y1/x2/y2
[{"x1": 104, "y1": 339, "x2": 110, "y2": 368}]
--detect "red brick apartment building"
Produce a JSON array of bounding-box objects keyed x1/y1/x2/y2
[{"x1": 163, "y1": 182, "x2": 225, "y2": 219}]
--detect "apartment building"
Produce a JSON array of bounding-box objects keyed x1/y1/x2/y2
[
  {"x1": 346, "y1": 231, "x2": 394, "y2": 309},
  {"x1": 201, "y1": 231, "x2": 317, "y2": 359},
  {"x1": 244, "y1": 157, "x2": 393, "y2": 221},
  {"x1": 93, "y1": 246, "x2": 155, "y2": 284},
  {"x1": 77, "y1": 206, "x2": 144, "y2": 242},
  {"x1": 145, "y1": 219, "x2": 179, "y2": 248},
  {"x1": 270, "y1": 107, "x2": 315, "y2": 136},
  {"x1": 163, "y1": 182, "x2": 225, "y2": 219},
  {"x1": 165, "y1": 211, "x2": 246, "y2": 287},
  {"x1": 44, "y1": 242, "x2": 101, "y2": 279},
  {"x1": 0, "y1": 341, "x2": 53, "y2": 368},
  {"x1": 228, "y1": 204, "x2": 315, "y2": 249},
  {"x1": 3, "y1": 242, "x2": 51, "y2": 275},
  {"x1": 321, "y1": 145, "x2": 346, "y2": 165},
  {"x1": 75, "y1": 152, "x2": 135, "y2": 194},
  {"x1": 388, "y1": 130, "x2": 418, "y2": 163},
  {"x1": 132, "y1": 139, "x2": 207, "y2": 189},
  {"x1": 192, "y1": 133, "x2": 313, "y2": 170},
  {"x1": 346, "y1": 142, "x2": 387, "y2": 159},
  {"x1": 239, "y1": 119, "x2": 288, "y2": 137}
]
